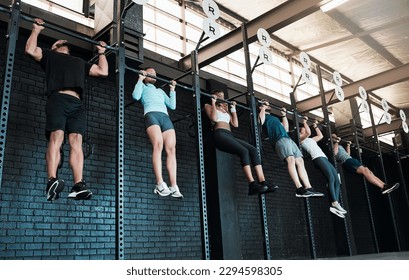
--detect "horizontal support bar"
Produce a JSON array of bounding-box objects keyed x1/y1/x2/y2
[
  {"x1": 125, "y1": 66, "x2": 195, "y2": 92},
  {"x1": 20, "y1": 14, "x2": 118, "y2": 51},
  {"x1": 201, "y1": 91, "x2": 251, "y2": 111}
]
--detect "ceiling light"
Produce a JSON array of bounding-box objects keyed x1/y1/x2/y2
[{"x1": 320, "y1": 0, "x2": 349, "y2": 12}]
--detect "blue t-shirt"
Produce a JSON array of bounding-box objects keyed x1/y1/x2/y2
[
  {"x1": 263, "y1": 114, "x2": 290, "y2": 147},
  {"x1": 132, "y1": 81, "x2": 176, "y2": 115}
]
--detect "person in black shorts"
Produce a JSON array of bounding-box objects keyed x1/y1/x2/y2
[{"x1": 25, "y1": 18, "x2": 109, "y2": 201}]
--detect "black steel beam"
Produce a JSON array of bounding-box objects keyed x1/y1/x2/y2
[
  {"x1": 366, "y1": 99, "x2": 401, "y2": 251},
  {"x1": 350, "y1": 119, "x2": 380, "y2": 253},
  {"x1": 192, "y1": 50, "x2": 211, "y2": 260},
  {"x1": 0, "y1": 0, "x2": 20, "y2": 190},
  {"x1": 241, "y1": 24, "x2": 271, "y2": 260},
  {"x1": 115, "y1": 0, "x2": 126, "y2": 260},
  {"x1": 179, "y1": 0, "x2": 322, "y2": 70},
  {"x1": 297, "y1": 63, "x2": 409, "y2": 113},
  {"x1": 317, "y1": 66, "x2": 354, "y2": 256}
]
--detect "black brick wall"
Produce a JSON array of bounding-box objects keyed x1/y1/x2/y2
[{"x1": 1, "y1": 22, "x2": 407, "y2": 260}]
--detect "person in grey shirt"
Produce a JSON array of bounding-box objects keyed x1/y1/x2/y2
[{"x1": 332, "y1": 134, "x2": 399, "y2": 194}]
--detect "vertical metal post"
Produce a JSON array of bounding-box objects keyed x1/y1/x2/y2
[
  {"x1": 367, "y1": 99, "x2": 401, "y2": 251},
  {"x1": 316, "y1": 66, "x2": 353, "y2": 256},
  {"x1": 115, "y1": 1, "x2": 126, "y2": 260},
  {"x1": 191, "y1": 50, "x2": 210, "y2": 260},
  {"x1": 350, "y1": 118, "x2": 380, "y2": 252},
  {"x1": 392, "y1": 147, "x2": 409, "y2": 210},
  {"x1": 289, "y1": 61, "x2": 316, "y2": 259},
  {"x1": 241, "y1": 24, "x2": 271, "y2": 260},
  {"x1": 0, "y1": 1, "x2": 20, "y2": 190}
]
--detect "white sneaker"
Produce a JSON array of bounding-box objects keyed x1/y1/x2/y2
[
  {"x1": 332, "y1": 203, "x2": 347, "y2": 214},
  {"x1": 154, "y1": 182, "x2": 172, "y2": 196},
  {"x1": 330, "y1": 206, "x2": 345, "y2": 218},
  {"x1": 169, "y1": 185, "x2": 184, "y2": 198}
]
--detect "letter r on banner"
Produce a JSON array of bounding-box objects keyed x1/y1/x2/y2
[
  {"x1": 208, "y1": 6, "x2": 215, "y2": 15},
  {"x1": 209, "y1": 25, "x2": 215, "y2": 35}
]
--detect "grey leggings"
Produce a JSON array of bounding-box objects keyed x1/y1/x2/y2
[{"x1": 313, "y1": 157, "x2": 340, "y2": 202}]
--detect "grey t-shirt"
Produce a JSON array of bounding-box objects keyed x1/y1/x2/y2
[{"x1": 335, "y1": 145, "x2": 352, "y2": 164}]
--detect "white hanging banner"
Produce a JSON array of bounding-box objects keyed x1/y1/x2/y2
[
  {"x1": 202, "y1": 18, "x2": 220, "y2": 39},
  {"x1": 384, "y1": 112, "x2": 392, "y2": 125},
  {"x1": 335, "y1": 85, "x2": 344, "y2": 102},
  {"x1": 403, "y1": 121, "x2": 409, "y2": 133},
  {"x1": 259, "y1": 46, "x2": 273, "y2": 65},
  {"x1": 300, "y1": 52, "x2": 311, "y2": 69},
  {"x1": 381, "y1": 98, "x2": 389, "y2": 112},
  {"x1": 333, "y1": 71, "x2": 342, "y2": 86},
  {"x1": 132, "y1": 0, "x2": 149, "y2": 4},
  {"x1": 202, "y1": 0, "x2": 220, "y2": 19},
  {"x1": 358, "y1": 86, "x2": 367, "y2": 101},
  {"x1": 257, "y1": 28, "x2": 272, "y2": 47},
  {"x1": 362, "y1": 100, "x2": 369, "y2": 114},
  {"x1": 302, "y1": 68, "x2": 313, "y2": 85},
  {"x1": 400, "y1": 109, "x2": 406, "y2": 122}
]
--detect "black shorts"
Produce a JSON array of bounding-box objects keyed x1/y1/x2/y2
[
  {"x1": 343, "y1": 157, "x2": 363, "y2": 174},
  {"x1": 144, "y1": 112, "x2": 174, "y2": 132},
  {"x1": 45, "y1": 92, "x2": 86, "y2": 140}
]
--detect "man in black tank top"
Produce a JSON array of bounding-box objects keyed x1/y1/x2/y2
[{"x1": 25, "y1": 18, "x2": 109, "y2": 201}]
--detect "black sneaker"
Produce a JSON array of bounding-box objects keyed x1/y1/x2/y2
[
  {"x1": 295, "y1": 186, "x2": 314, "y2": 198},
  {"x1": 308, "y1": 187, "x2": 325, "y2": 197},
  {"x1": 68, "y1": 180, "x2": 92, "y2": 200},
  {"x1": 382, "y1": 183, "x2": 399, "y2": 194},
  {"x1": 260, "y1": 181, "x2": 278, "y2": 194},
  {"x1": 46, "y1": 178, "x2": 65, "y2": 201},
  {"x1": 248, "y1": 181, "x2": 268, "y2": 196}
]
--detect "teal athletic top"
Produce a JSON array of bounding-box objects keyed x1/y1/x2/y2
[
  {"x1": 132, "y1": 80, "x2": 176, "y2": 115},
  {"x1": 263, "y1": 114, "x2": 290, "y2": 147}
]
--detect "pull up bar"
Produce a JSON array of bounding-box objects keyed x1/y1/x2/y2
[
  {"x1": 125, "y1": 66, "x2": 195, "y2": 92},
  {"x1": 201, "y1": 91, "x2": 252, "y2": 112},
  {"x1": 20, "y1": 14, "x2": 118, "y2": 51},
  {"x1": 88, "y1": 43, "x2": 118, "y2": 63},
  {"x1": 256, "y1": 99, "x2": 327, "y2": 127}
]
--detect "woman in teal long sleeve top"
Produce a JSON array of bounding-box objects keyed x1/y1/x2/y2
[{"x1": 132, "y1": 67, "x2": 183, "y2": 198}]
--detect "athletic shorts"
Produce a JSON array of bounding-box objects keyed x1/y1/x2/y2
[
  {"x1": 342, "y1": 157, "x2": 363, "y2": 174},
  {"x1": 275, "y1": 137, "x2": 303, "y2": 161},
  {"x1": 144, "y1": 112, "x2": 174, "y2": 132},
  {"x1": 45, "y1": 92, "x2": 86, "y2": 140}
]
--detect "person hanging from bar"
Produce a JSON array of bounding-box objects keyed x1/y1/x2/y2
[
  {"x1": 300, "y1": 122, "x2": 346, "y2": 218},
  {"x1": 132, "y1": 67, "x2": 183, "y2": 198},
  {"x1": 25, "y1": 18, "x2": 108, "y2": 201},
  {"x1": 258, "y1": 100, "x2": 323, "y2": 198},
  {"x1": 332, "y1": 133, "x2": 399, "y2": 194},
  {"x1": 204, "y1": 90, "x2": 276, "y2": 195}
]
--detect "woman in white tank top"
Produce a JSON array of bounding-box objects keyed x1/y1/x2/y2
[
  {"x1": 204, "y1": 90, "x2": 276, "y2": 195},
  {"x1": 300, "y1": 122, "x2": 347, "y2": 218}
]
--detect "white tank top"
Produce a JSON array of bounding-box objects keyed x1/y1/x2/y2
[
  {"x1": 301, "y1": 138, "x2": 327, "y2": 160},
  {"x1": 216, "y1": 110, "x2": 230, "y2": 123}
]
